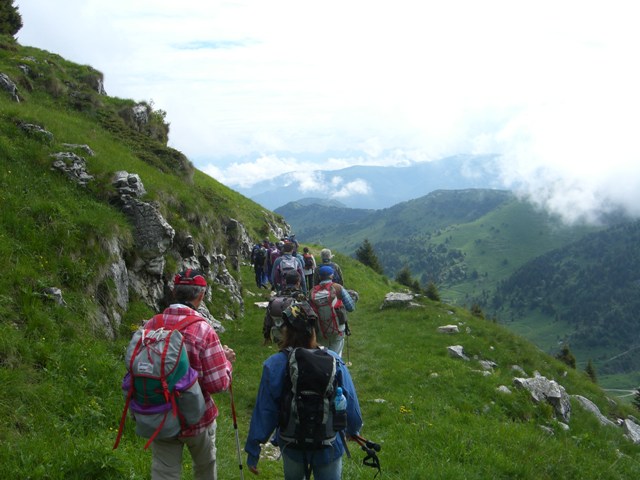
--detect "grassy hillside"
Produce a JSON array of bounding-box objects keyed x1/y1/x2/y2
[
  {"x1": 3, "y1": 35, "x2": 640, "y2": 479},
  {"x1": 490, "y1": 220, "x2": 640, "y2": 389},
  {"x1": 216, "y1": 254, "x2": 640, "y2": 479}
]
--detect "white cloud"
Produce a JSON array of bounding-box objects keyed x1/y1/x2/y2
[
  {"x1": 331, "y1": 179, "x2": 372, "y2": 199},
  {"x1": 15, "y1": 0, "x2": 640, "y2": 221}
]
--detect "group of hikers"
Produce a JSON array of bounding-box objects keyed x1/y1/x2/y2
[{"x1": 115, "y1": 237, "x2": 367, "y2": 480}]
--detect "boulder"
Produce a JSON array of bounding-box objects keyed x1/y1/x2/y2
[
  {"x1": 380, "y1": 292, "x2": 416, "y2": 310},
  {"x1": 623, "y1": 419, "x2": 640, "y2": 444},
  {"x1": 447, "y1": 345, "x2": 469, "y2": 361},
  {"x1": 572, "y1": 395, "x2": 616, "y2": 427},
  {"x1": 478, "y1": 360, "x2": 498, "y2": 371},
  {"x1": 43, "y1": 287, "x2": 66, "y2": 306},
  {"x1": 513, "y1": 375, "x2": 571, "y2": 423},
  {"x1": 437, "y1": 324, "x2": 459, "y2": 334}
]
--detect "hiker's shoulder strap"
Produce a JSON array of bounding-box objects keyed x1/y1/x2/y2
[
  {"x1": 146, "y1": 313, "x2": 166, "y2": 330},
  {"x1": 173, "y1": 314, "x2": 205, "y2": 332}
]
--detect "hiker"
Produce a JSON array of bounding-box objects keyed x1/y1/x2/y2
[
  {"x1": 267, "y1": 242, "x2": 282, "y2": 289},
  {"x1": 301, "y1": 246, "x2": 317, "y2": 291},
  {"x1": 252, "y1": 240, "x2": 269, "y2": 289},
  {"x1": 263, "y1": 270, "x2": 306, "y2": 345},
  {"x1": 245, "y1": 301, "x2": 363, "y2": 479},
  {"x1": 271, "y1": 242, "x2": 307, "y2": 295},
  {"x1": 145, "y1": 269, "x2": 236, "y2": 480},
  {"x1": 313, "y1": 248, "x2": 344, "y2": 286},
  {"x1": 310, "y1": 265, "x2": 356, "y2": 358}
]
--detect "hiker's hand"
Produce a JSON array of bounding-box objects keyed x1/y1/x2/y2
[
  {"x1": 248, "y1": 465, "x2": 259, "y2": 475},
  {"x1": 223, "y1": 345, "x2": 236, "y2": 362}
]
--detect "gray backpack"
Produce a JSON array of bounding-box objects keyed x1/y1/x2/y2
[{"x1": 113, "y1": 315, "x2": 206, "y2": 450}]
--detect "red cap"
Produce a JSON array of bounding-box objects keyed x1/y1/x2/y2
[{"x1": 174, "y1": 269, "x2": 207, "y2": 287}]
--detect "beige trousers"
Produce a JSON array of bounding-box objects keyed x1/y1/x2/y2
[{"x1": 151, "y1": 421, "x2": 217, "y2": 480}]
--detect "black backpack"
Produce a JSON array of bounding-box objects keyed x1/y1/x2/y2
[
  {"x1": 278, "y1": 347, "x2": 340, "y2": 449},
  {"x1": 254, "y1": 247, "x2": 266, "y2": 266}
]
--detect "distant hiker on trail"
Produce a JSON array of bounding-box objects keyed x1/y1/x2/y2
[
  {"x1": 271, "y1": 242, "x2": 307, "y2": 295},
  {"x1": 301, "y1": 246, "x2": 317, "y2": 292},
  {"x1": 313, "y1": 248, "x2": 344, "y2": 286},
  {"x1": 310, "y1": 265, "x2": 356, "y2": 358},
  {"x1": 263, "y1": 270, "x2": 306, "y2": 345},
  {"x1": 252, "y1": 240, "x2": 269, "y2": 289},
  {"x1": 245, "y1": 300, "x2": 363, "y2": 479},
  {"x1": 267, "y1": 242, "x2": 282, "y2": 289},
  {"x1": 142, "y1": 269, "x2": 235, "y2": 480}
]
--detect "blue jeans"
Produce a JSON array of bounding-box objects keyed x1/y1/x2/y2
[{"x1": 283, "y1": 454, "x2": 342, "y2": 480}]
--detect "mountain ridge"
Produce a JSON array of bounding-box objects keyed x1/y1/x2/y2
[{"x1": 239, "y1": 153, "x2": 501, "y2": 210}]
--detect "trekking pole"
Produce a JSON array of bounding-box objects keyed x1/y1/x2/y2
[
  {"x1": 229, "y1": 381, "x2": 245, "y2": 480},
  {"x1": 345, "y1": 322, "x2": 352, "y2": 367}
]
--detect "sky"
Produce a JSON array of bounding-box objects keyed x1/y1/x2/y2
[{"x1": 15, "y1": 0, "x2": 640, "y2": 223}]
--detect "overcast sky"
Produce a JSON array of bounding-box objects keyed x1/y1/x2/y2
[{"x1": 15, "y1": 0, "x2": 640, "y2": 223}]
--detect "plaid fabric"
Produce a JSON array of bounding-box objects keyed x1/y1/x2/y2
[{"x1": 146, "y1": 305, "x2": 232, "y2": 436}]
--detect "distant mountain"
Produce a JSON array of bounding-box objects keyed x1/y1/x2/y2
[{"x1": 239, "y1": 154, "x2": 501, "y2": 210}]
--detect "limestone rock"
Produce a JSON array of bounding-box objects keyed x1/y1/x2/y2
[
  {"x1": 0, "y1": 73, "x2": 19, "y2": 102},
  {"x1": 513, "y1": 375, "x2": 571, "y2": 423},
  {"x1": 112, "y1": 171, "x2": 146, "y2": 198},
  {"x1": 438, "y1": 324, "x2": 459, "y2": 334},
  {"x1": 50, "y1": 152, "x2": 94, "y2": 186},
  {"x1": 447, "y1": 345, "x2": 469, "y2": 361},
  {"x1": 572, "y1": 395, "x2": 616, "y2": 427},
  {"x1": 623, "y1": 419, "x2": 640, "y2": 444},
  {"x1": 380, "y1": 292, "x2": 416, "y2": 310}
]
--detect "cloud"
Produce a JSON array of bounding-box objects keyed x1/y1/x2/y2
[
  {"x1": 16, "y1": 0, "x2": 640, "y2": 223},
  {"x1": 331, "y1": 179, "x2": 372, "y2": 199}
]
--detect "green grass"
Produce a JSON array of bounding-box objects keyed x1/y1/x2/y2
[{"x1": 206, "y1": 260, "x2": 640, "y2": 479}]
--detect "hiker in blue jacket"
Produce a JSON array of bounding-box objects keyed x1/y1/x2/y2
[{"x1": 245, "y1": 302, "x2": 363, "y2": 479}]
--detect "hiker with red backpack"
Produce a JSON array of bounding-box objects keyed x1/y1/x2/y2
[
  {"x1": 115, "y1": 269, "x2": 236, "y2": 480},
  {"x1": 310, "y1": 265, "x2": 356, "y2": 358},
  {"x1": 271, "y1": 242, "x2": 307, "y2": 295}
]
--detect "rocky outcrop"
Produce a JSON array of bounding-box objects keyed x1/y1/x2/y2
[
  {"x1": 0, "y1": 72, "x2": 20, "y2": 102},
  {"x1": 19, "y1": 122, "x2": 53, "y2": 143},
  {"x1": 50, "y1": 152, "x2": 94, "y2": 187}
]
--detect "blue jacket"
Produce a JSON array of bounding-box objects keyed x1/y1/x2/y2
[{"x1": 244, "y1": 348, "x2": 363, "y2": 469}]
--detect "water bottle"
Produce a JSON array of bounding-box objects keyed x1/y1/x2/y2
[{"x1": 334, "y1": 386, "x2": 347, "y2": 430}]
